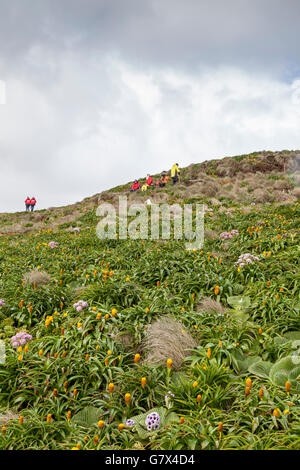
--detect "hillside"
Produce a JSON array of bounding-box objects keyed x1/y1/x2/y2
[
  {"x1": 1, "y1": 150, "x2": 299, "y2": 236},
  {"x1": 0, "y1": 150, "x2": 299, "y2": 450}
]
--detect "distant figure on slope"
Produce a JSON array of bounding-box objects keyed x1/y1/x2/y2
[
  {"x1": 142, "y1": 174, "x2": 154, "y2": 191},
  {"x1": 30, "y1": 197, "x2": 37, "y2": 212},
  {"x1": 25, "y1": 196, "x2": 31, "y2": 212},
  {"x1": 156, "y1": 173, "x2": 168, "y2": 187},
  {"x1": 146, "y1": 174, "x2": 153, "y2": 186},
  {"x1": 130, "y1": 180, "x2": 141, "y2": 192},
  {"x1": 171, "y1": 163, "x2": 180, "y2": 185}
]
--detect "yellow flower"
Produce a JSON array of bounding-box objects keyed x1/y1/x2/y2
[
  {"x1": 214, "y1": 285, "x2": 220, "y2": 295},
  {"x1": 245, "y1": 378, "x2": 252, "y2": 389},
  {"x1": 125, "y1": 393, "x2": 131, "y2": 405},
  {"x1": 179, "y1": 417, "x2": 185, "y2": 424},
  {"x1": 207, "y1": 348, "x2": 212, "y2": 359},
  {"x1": 196, "y1": 394, "x2": 202, "y2": 403},
  {"x1": 192, "y1": 381, "x2": 198, "y2": 388},
  {"x1": 108, "y1": 383, "x2": 114, "y2": 394},
  {"x1": 45, "y1": 315, "x2": 53, "y2": 328},
  {"x1": 98, "y1": 420, "x2": 105, "y2": 429},
  {"x1": 38, "y1": 349, "x2": 43, "y2": 356},
  {"x1": 141, "y1": 377, "x2": 147, "y2": 389},
  {"x1": 134, "y1": 353, "x2": 140, "y2": 364},
  {"x1": 46, "y1": 414, "x2": 52, "y2": 423},
  {"x1": 111, "y1": 308, "x2": 117, "y2": 317},
  {"x1": 273, "y1": 408, "x2": 280, "y2": 418},
  {"x1": 245, "y1": 386, "x2": 251, "y2": 397},
  {"x1": 166, "y1": 358, "x2": 173, "y2": 369},
  {"x1": 118, "y1": 423, "x2": 125, "y2": 431},
  {"x1": 77, "y1": 322, "x2": 82, "y2": 329}
]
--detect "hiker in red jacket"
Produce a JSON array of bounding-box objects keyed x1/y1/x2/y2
[
  {"x1": 130, "y1": 180, "x2": 141, "y2": 192},
  {"x1": 146, "y1": 174, "x2": 153, "y2": 186},
  {"x1": 29, "y1": 197, "x2": 37, "y2": 212},
  {"x1": 25, "y1": 197, "x2": 31, "y2": 212}
]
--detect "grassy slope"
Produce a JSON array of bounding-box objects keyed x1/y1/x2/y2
[{"x1": 0, "y1": 150, "x2": 299, "y2": 450}]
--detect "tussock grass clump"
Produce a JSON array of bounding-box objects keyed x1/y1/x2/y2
[
  {"x1": 196, "y1": 297, "x2": 226, "y2": 315},
  {"x1": 143, "y1": 317, "x2": 197, "y2": 370},
  {"x1": 23, "y1": 270, "x2": 52, "y2": 287},
  {"x1": 73, "y1": 286, "x2": 87, "y2": 298},
  {"x1": 0, "y1": 410, "x2": 19, "y2": 425},
  {"x1": 204, "y1": 228, "x2": 219, "y2": 240},
  {"x1": 291, "y1": 187, "x2": 300, "y2": 200}
]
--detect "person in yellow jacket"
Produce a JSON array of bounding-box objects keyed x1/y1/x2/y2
[{"x1": 171, "y1": 163, "x2": 180, "y2": 185}]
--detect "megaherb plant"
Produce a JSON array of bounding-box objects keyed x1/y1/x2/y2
[{"x1": 0, "y1": 190, "x2": 299, "y2": 450}]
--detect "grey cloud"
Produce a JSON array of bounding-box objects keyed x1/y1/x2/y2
[{"x1": 1, "y1": 0, "x2": 300, "y2": 75}]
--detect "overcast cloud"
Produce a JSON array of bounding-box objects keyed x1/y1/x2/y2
[{"x1": 1, "y1": 0, "x2": 300, "y2": 212}]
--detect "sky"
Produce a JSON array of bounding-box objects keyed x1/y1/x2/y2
[{"x1": 1, "y1": 0, "x2": 300, "y2": 212}]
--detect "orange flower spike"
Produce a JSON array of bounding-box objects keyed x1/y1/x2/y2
[
  {"x1": 125, "y1": 393, "x2": 131, "y2": 406},
  {"x1": 19, "y1": 416, "x2": 24, "y2": 425},
  {"x1": 207, "y1": 348, "x2": 212, "y2": 359},
  {"x1": 108, "y1": 383, "x2": 114, "y2": 394},
  {"x1": 67, "y1": 411, "x2": 71, "y2": 422},
  {"x1": 46, "y1": 414, "x2": 52, "y2": 423},
  {"x1": 245, "y1": 378, "x2": 252, "y2": 389},
  {"x1": 285, "y1": 381, "x2": 291, "y2": 395},
  {"x1": 259, "y1": 388, "x2": 264, "y2": 400},
  {"x1": 214, "y1": 285, "x2": 220, "y2": 295},
  {"x1": 141, "y1": 377, "x2": 147, "y2": 389},
  {"x1": 98, "y1": 420, "x2": 105, "y2": 429},
  {"x1": 196, "y1": 394, "x2": 202, "y2": 403},
  {"x1": 134, "y1": 353, "x2": 140, "y2": 364},
  {"x1": 167, "y1": 358, "x2": 173, "y2": 369}
]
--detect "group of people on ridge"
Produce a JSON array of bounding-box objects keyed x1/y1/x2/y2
[
  {"x1": 130, "y1": 163, "x2": 180, "y2": 192},
  {"x1": 24, "y1": 197, "x2": 37, "y2": 212}
]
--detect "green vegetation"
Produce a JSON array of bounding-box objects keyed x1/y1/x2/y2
[{"x1": 0, "y1": 151, "x2": 299, "y2": 450}]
